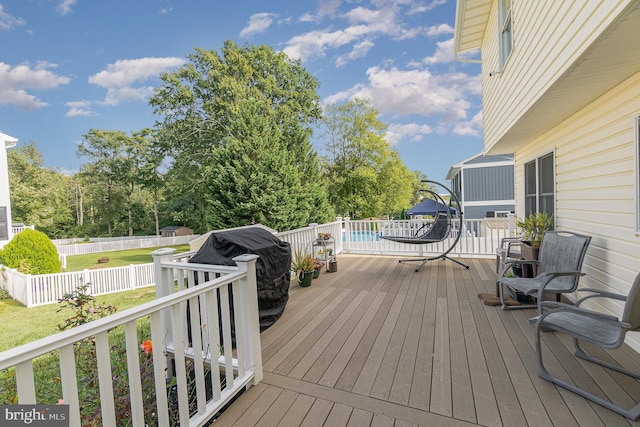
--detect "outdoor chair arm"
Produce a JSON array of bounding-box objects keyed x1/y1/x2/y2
[
  {"x1": 538, "y1": 301, "x2": 622, "y2": 322},
  {"x1": 536, "y1": 271, "x2": 585, "y2": 297},
  {"x1": 498, "y1": 258, "x2": 539, "y2": 278},
  {"x1": 575, "y1": 288, "x2": 627, "y2": 306}
]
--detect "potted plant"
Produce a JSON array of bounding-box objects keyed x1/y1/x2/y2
[
  {"x1": 517, "y1": 212, "x2": 553, "y2": 248},
  {"x1": 292, "y1": 249, "x2": 314, "y2": 287},
  {"x1": 313, "y1": 257, "x2": 325, "y2": 278},
  {"x1": 517, "y1": 212, "x2": 553, "y2": 275}
]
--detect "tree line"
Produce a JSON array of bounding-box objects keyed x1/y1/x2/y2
[{"x1": 8, "y1": 41, "x2": 426, "y2": 239}]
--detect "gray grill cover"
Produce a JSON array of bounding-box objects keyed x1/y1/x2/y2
[{"x1": 188, "y1": 227, "x2": 291, "y2": 331}]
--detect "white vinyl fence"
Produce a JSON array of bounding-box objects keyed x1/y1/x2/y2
[
  {"x1": 2, "y1": 263, "x2": 155, "y2": 307},
  {"x1": 54, "y1": 234, "x2": 199, "y2": 256}
]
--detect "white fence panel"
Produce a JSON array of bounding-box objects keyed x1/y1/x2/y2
[
  {"x1": 55, "y1": 235, "x2": 200, "y2": 256},
  {"x1": 2, "y1": 264, "x2": 157, "y2": 307}
]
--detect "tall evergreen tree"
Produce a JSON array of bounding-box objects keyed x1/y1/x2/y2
[{"x1": 150, "y1": 41, "x2": 333, "y2": 231}]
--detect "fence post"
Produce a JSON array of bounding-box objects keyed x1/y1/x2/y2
[
  {"x1": 129, "y1": 264, "x2": 136, "y2": 290},
  {"x1": 25, "y1": 273, "x2": 33, "y2": 308},
  {"x1": 233, "y1": 254, "x2": 262, "y2": 384}
]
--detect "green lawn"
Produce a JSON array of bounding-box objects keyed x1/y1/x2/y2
[
  {"x1": 0, "y1": 286, "x2": 158, "y2": 352},
  {"x1": 64, "y1": 244, "x2": 192, "y2": 271},
  {"x1": 0, "y1": 244, "x2": 193, "y2": 352}
]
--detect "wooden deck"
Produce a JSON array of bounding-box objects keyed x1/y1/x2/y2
[{"x1": 214, "y1": 255, "x2": 640, "y2": 427}]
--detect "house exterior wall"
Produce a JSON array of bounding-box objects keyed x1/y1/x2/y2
[
  {"x1": 481, "y1": 0, "x2": 632, "y2": 151},
  {"x1": 463, "y1": 165, "x2": 514, "y2": 201},
  {"x1": 513, "y1": 70, "x2": 640, "y2": 351},
  {"x1": 0, "y1": 142, "x2": 13, "y2": 247},
  {"x1": 462, "y1": 0, "x2": 640, "y2": 351}
]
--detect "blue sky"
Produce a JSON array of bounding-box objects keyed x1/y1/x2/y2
[{"x1": 0, "y1": 0, "x2": 482, "y2": 183}]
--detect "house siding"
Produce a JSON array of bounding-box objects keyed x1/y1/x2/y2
[
  {"x1": 463, "y1": 165, "x2": 514, "y2": 201},
  {"x1": 514, "y1": 70, "x2": 640, "y2": 351},
  {"x1": 482, "y1": 0, "x2": 632, "y2": 150}
]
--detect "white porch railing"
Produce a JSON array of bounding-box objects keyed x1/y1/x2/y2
[
  {"x1": 0, "y1": 249, "x2": 262, "y2": 427},
  {"x1": 11, "y1": 224, "x2": 35, "y2": 235}
]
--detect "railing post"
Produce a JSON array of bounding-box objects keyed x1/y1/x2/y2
[
  {"x1": 152, "y1": 248, "x2": 177, "y2": 351},
  {"x1": 343, "y1": 217, "x2": 351, "y2": 253},
  {"x1": 507, "y1": 213, "x2": 516, "y2": 237},
  {"x1": 233, "y1": 254, "x2": 262, "y2": 384},
  {"x1": 335, "y1": 217, "x2": 343, "y2": 254}
]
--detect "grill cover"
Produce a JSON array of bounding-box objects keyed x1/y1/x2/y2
[{"x1": 188, "y1": 227, "x2": 291, "y2": 331}]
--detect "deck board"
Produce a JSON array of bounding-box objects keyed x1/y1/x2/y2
[{"x1": 213, "y1": 255, "x2": 640, "y2": 426}]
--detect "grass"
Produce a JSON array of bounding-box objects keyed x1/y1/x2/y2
[
  {"x1": 0, "y1": 286, "x2": 158, "y2": 352},
  {"x1": 1, "y1": 243, "x2": 193, "y2": 351},
  {"x1": 64, "y1": 244, "x2": 192, "y2": 271}
]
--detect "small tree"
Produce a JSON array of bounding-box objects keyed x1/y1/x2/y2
[{"x1": 0, "y1": 229, "x2": 62, "y2": 274}]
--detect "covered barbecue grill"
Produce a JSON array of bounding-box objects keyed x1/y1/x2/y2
[{"x1": 188, "y1": 226, "x2": 291, "y2": 332}]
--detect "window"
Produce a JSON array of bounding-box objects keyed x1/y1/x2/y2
[
  {"x1": 0, "y1": 207, "x2": 7, "y2": 240},
  {"x1": 524, "y1": 153, "x2": 555, "y2": 221},
  {"x1": 636, "y1": 115, "x2": 640, "y2": 231},
  {"x1": 499, "y1": 0, "x2": 513, "y2": 69}
]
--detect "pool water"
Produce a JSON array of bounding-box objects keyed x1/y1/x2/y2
[{"x1": 342, "y1": 231, "x2": 381, "y2": 242}]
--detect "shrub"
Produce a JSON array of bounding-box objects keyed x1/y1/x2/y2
[{"x1": 0, "y1": 229, "x2": 62, "y2": 274}]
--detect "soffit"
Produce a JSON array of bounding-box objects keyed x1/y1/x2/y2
[
  {"x1": 454, "y1": 0, "x2": 493, "y2": 54},
  {"x1": 487, "y1": 1, "x2": 640, "y2": 154}
]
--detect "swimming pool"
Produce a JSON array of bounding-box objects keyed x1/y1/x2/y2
[{"x1": 342, "y1": 230, "x2": 381, "y2": 242}]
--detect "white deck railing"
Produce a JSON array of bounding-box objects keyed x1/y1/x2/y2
[
  {"x1": 1, "y1": 217, "x2": 514, "y2": 307},
  {"x1": 0, "y1": 249, "x2": 262, "y2": 427},
  {"x1": 341, "y1": 217, "x2": 516, "y2": 259}
]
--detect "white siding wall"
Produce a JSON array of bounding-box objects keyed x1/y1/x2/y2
[
  {"x1": 481, "y1": 0, "x2": 631, "y2": 149},
  {"x1": 0, "y1": 143, "x2": 13, "y2": 247},
  {"x1": 514, "y1": 71, "x2": 640, "y2": 351}
]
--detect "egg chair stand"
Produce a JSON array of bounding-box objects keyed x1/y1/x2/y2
[{"x1": 381, "y1": 180, "x2": 469, "y2": 272}]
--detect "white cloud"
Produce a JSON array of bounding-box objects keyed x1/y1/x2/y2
[
  {"x1": 299, "y1": 12, "x2": 316, "y2": 23},
  {"x1": 336, "y1": 39, "x2": 374, "y2": 67},
  {"x1": 65, "y1": 100, "x2": 96, "y2": 117},
  {"x1": 318, "y1": 0, "x2": 341, "y2": 18},
  {"x1": 89, "y1": 57, "x2": 185, "y2": 88},
  {"x1": 386, "y1": 123, "x2": 432, "y2": 145},
  {"x1": 56, "y1": 0, "x2": 77, "y2": 15},
  {"x1": 0, "y1": 4, "x2": 25, "y2": 31},
  {"x1": 88, "y1": 57, "x2": 185, "y2": 106},
  {"x1": 284, "y1": 2, "x2": 443, "y2": 66},
  {"x1": 240, "y1": 13, "x2": 278, "y2": 38},
  {"x1": 453, "y1": 111, "x2": 483, "y2": 136},
  {"x1": 422, "y1": 37, "x2": 455, "y2": 64},
  {"x1": 0, "y1": 61, "x2": 70, "y2": 111},
  {"x1": 425, "y1": 23, "x2": 453, "y2": 37},
  {"x1": 325, "y1": 65, "x2": 482, "y2": 128},
  {"x1": 104, "y1": 86, "x2": 155, "y2": 106}
]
